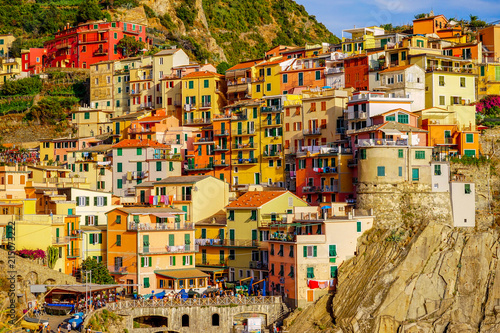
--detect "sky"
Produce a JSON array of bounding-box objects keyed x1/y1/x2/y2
[{"x1": 295, "y1": 0, "x2": 500, "y2": 37}]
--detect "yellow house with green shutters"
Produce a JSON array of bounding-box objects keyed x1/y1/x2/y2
[
  {"x1": 225, "y1": 191, "x2": 309, "y2": 281},
  {"x1": 251, "y1": 58, "x2": 291, "y2": 98},
  {"x1": 478, "y1": 63, "x2": 500, "y2": 99},
  {"x1": 181, "y1": 71, "x2": 226, "y2": 125},
  {"x1": 81, "y1": 225, "x2": 107, "y2": 264},
  {"x1": 341, "y1": 26, "x2": 385, "y2": 55}
]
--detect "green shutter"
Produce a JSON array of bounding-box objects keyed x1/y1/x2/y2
[
  {"x1": 94, "y1": 197, "x2": 98, "y2": 206},
  {"x1": 173, "y1": 256, "x2": 176, "y2": 266},
  {"x1": 169, "y1": 234, "x2": 174, "y2": 246},
  {"x1": 313, "y1": 246, "x2": 317, "y2": 257},
  {"x1": 201, "y1": 228, "x2": 206, "y2": 239},
  {"x1": 303, "y1": 246, "x2": 307, "y2": 257},
  {"x1": 99, "y1": 233, "x2": 102, "y2": 244},
  {"x1": 141, "y1": 257, "x2": 144, "y2": 267},
  {"x1": 251, "y1": 230, "x2": 257, "y2": 241},
  {"x1": 89, "y1": 234, "x2": 94, "y2": 244},
  {"x1": 85, "y1": 197, "x2": 90, "y2": 206},
  {"x1": 357, "y1": 221, "x2": 362, "y2": 232}
]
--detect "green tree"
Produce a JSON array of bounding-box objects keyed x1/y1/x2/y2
[
  {"x1": 414, "y1": 13, "x2": 426, "y2": 19},
  {"x1": 77, "y1": 0, "x2": 105, "y2": 23},
  {"x1": 81, "y1": 257, "x2": 114, "y2": 284},
  {"x1": 468, "y1": 14, "x2": 487, "y2": 28},
  {"x1": 216, "y1": 61, "x2": 231, "y2": 75},
  {"x1": 117, "y1": 36, "x2": 145, "y2": 57}
]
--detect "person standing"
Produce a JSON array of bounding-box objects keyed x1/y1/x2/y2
[{"x1": 67, "y1": 322, "x2": 72, "y2": 332}]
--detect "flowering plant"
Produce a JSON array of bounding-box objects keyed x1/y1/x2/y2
[
  {"x1": 15, "y1": 249, "x2": 46, "y2": 260},
  {"x1": 475, "y1": 95, "x2": 500, "y2": 115}
]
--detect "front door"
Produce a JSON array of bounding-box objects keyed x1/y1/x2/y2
[
  {"x1": 412, "y1": 168, "x2": 419, "y2": 181},
  {"x1": 254, "y1": 173, "x2": 260, "y2": 184},
  {"x1": 127, "y1": 279, "x2": 133, "y2": 294}
]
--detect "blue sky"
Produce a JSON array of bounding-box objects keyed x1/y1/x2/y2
[{"x1": 295, "y1": 0, "x2": 500, "y2": 37}]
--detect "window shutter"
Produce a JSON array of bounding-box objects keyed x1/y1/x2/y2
[
  {"x1": 89, "y1": 234, "x2": 94, "y2": 244},
  {"x1": 183, "y1": 256, "x2": 186, "y2": 265},
  {"x1": 173, "y1": 256, "x2": 176, "y2": 266},
  {"x1": 85, "y1": 197, "x2": 90, "y2": 206},
  {"x1": 85, "y1": 216, "x2": 89, "y2": 225},
  {"x1": 104, "y1": 197, "x2": 108, "y2": 206},
  {"x1": 95, "y1": 216, "x2": 98, "y2": 225},
  {"x1": 313, "y1": 246, "x2": 317, "y2": 257},
  {"x1": 149, "y1": 257, "x2": 152, "y2": 267},
  {"x1": 94, "y1": 197, "x2": 98, "y2": 206},
  {"x1": 99, "y1": 233, "x2": 102, "y2": 244},
  {"x1": 303, "y1": 246, "x2": 307, "y2": 257},
  {"x1": 190, "y1": 255, "x2": 193, "y2": 265},
  {"x1": 141, "y1": 257, "x2": 144, "y2": 267}
]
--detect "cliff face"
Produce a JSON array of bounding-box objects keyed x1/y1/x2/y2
[
  {"x1": 287, "y1": 129, "x2": 500, "y2": 333},
  {"x1": 117, "y1": 0, "x2": 338, "y2": 65}
]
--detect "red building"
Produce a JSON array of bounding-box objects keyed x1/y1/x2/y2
[
  {"x1": 44, "y1": 20, "x2": 147, "y2": 69},
  {"x1": 344, "y1": 54, "x2": 369, "y2": 91},
  {"x1": 21, "y1": 48, "x2": 46, "y2": 74}
]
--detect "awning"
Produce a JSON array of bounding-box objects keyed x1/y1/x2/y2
[
  {"x1": 198, "y1": 267, "x2": 227, "y2": 273},
  {"x1": 152, "y1": 213, "x2": 176, "y2": 218},
  {"x1": 155, "y1": 269, "x2": 209, "y2": 280},
  {"x1": 227, "y1": 85, "x2": 249, "y2": 93},
  {"x1": 381, "y1": 128, "x2": 402, "y2": 135}
]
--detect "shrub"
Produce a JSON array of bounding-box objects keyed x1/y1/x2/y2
[
  {"x1": 0, "y1": 77, "x2": 42, "y2": 96},
  {"x1": 15, "y1": 249, "x2": 46, "y2": 260}
]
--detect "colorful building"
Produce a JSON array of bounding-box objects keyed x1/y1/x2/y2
[
  {"x1": 21, "y1": 48, "x2": 46, "y2": 74},
  {"x1": 67, "y1": 144, "x2": 113, "y2": 192},
  {"x1": 0, "y1": 165, "x2": 31, "y2": 199},
  {"x1": 0, "y1": 57, "x2": 21, "y2": 84},
  {"x1": 0, "y1": 34, "x2": 15, "y2": 57},
  {"x1": 44, "y1": 20, "x2": 147, "y2": 69},
  {"x1": 379, "y1": 64, "x2": 426, "y2": 110},
  {"x1": 479, "y1": 24, "x2": 500, "y2": 62},
  {"x1": 341, "y1": 26, "x2": 385, "y2": 55},
  {"x1": 477, "y1": 62, "x2": 500, "y2": 98}
]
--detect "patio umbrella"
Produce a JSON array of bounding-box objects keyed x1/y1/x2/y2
[{"x1": 321, "y1": 206, "x2": 331, "y2": 209}]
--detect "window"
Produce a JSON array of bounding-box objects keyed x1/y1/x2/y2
[
  {"x1": 250, "y1": 210, "x2": 257, "y2": 221},
  {"x1": 303, "y1": 245, "x2": 317, "y2": 258},
  {"x1": 203, "y1": 79, "x2": 209, "y2": 88},
  {"x1": 156, "y1": 161, "x2": 162, "y2": 171},
  {"x1": 415, "y1": 151, "x2": 425, "y2": 159},
  {"x1": 228, "y1": 210, "x2": 234, "y2": 221},
  {"x1": 439, "y1": 96, "x2": 445, "y2": 105},
  {"x1": 464, "y1": 184, "x2": 471, "y2": 194},
  {"x1": 360, "y1": 149, "x2": 366, "y2": 160},
  {"x1": 377, "y1": 166, "x2": 385, "y2": 177},
  {"x1": 256, "y1": 85, "x2": 261, "y2": 93},
  {"x1": 289, "y1": 266, "x2": 294, "y2": 278},
  {"x1": 182, "y1": 315, "x2": 189, "y2": 327},
  {"x1": 84, "y1": 112, "x2": 90, "y2": 120},
  {"x1": 266, "y1": 68, "x2": 271, "y2": 76},
  {"x1": 116, "y1": 235, "x2": 121, "y2": 246},
  {"x1": 77, "y1": 196, "x2": 89, "y2": 207},
  {"x1": 266, "y1": 83, "x2": 271, "y2": 91},
  {"x1": 229, "y1": 250, "x2": 235, "y2": 260},
  {"x1": 289, "y1": 245, "x2": 294, "y2": 257},
  {"x1": 397, "y1": 114, "x2": 409, "y2": 124},
  {"x1": 306, "y1": 267, "x2": 315, "y2": 279},
  {"x1": 426, "y1": 164, "x2": 438, "y2": 178},
  {"x1": 94, "y1": 196, "x2": 107, "y2": 206},
  {"x1": 117, "y1": 148, "x2": 122, "y2": 156},
  {"x1": 116, "y1": 215, "x2": 121, "y2": 224},
  {"x1": 117, "y1": 179, "x2": 122, "y2": 189},
  {"x1": 398, "y1": 149, "x2": 403, "y2": 158},
  {"x1": 141, "y1": 257, "x2": 152, "y2": 267},
  {"x1": 464, "y1": 149, "x2": 476, "y2": 157},
  {"x1": 460, "y1": 77, "x2": 466, "y2": 88},
  {"x1": 212, "y1": 314, "x2": 219, "y2": 327},
  {"x1": 315, "y1": 70, "x2": 321, "y2": 80},
  {"x1": 401, "y1": 51, "x2": 406, "y2": 61},
  {"x1": 329, "y1": 245, "x2": 337, "y2": 257},
  {"x1": 357, "y1": 221, "x2": 362, "y2": 232},
  {"x1": 117, "y1": 163, "x2": 122, "y2": 172},
  {"x1": 466, "y1": 133, "x2": 474, "y2": 143},
  {"x1": 330, "y1": 266, "x2": 338, "y2": 279},
  {"x1": 188, "y1": 81, "x2": 194, "y2": 89},
  {"x1": 283, "y1": 74, "x2": 288, "y2": 83},
  {"x1": 398, "y1": 166, "x2": 403, "y2": 177},
  {"x1": 438, "y1": 76, "x2": 445, "y2": 86}
]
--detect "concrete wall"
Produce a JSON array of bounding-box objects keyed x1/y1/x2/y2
[
  {"x1": 431, "y1": 161, "x2": 450, "y2": 192},
  {"x1": 450, "y1": 182, "x2": 475, "y2": 227}
]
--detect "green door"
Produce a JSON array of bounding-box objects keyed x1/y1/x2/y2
[
  {"x1": 221, "y1": 122, "x2": 225, "y2": 133},
  {"x1": 185, "y1": 234, "x2": 190, "y2": 251},
  {"x1": 202, "y1": 249, "x2": 207, "y2": 264},
  {"x1": 412, "y1": 168, "x2": 419, "y2": 181},
  {"x1": 137, "y1": 162, "x2": 142, "y2": 172},
  {"x1": 496, "y1": 66, "x2": 500, "y2": 81},
  {"x1": 143, "y1": 235, "x2": 149, "y2": 253},
  {"x1": 298, "y1": 72, "x2": 303, "y2": 86},
  {"x1": 254, "y1": 173, "x2": 260, "y2": 184}
]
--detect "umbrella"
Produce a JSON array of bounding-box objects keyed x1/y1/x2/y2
[
  {"x1": 321, "y1": 206, "x2": 331, "y2": 209},
  {"x1": 262, "y1": 280, "x2": 266, "y2": 296}
]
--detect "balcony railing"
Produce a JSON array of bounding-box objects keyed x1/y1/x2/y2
[
  {"x1": 139, "y1": 244, "x2": 199, "y2": 254},
  {"x1": 128, "y1": 127, "x2": 155, "y2": 134},
  {"x1": 52, "y1": 236, "x2": 71, "y2": 244},
  {"x1": 261, "y1": 106, "x2": 283, "y2": 113},
  {"x1": 325, "y1": 67, "x2": 344, "y2": 74},
  {"x1": 314, "y1": 166, "x2": 337, "y2": 173},
  {"x1": 261, "y1": 120, "x2": 282, "y2": 127},
  {"x1": 213, "y1": 159, "x2": 230, "y2": 167},
  {"x1": 108, "y1": 265, "x2": 130, "y2": 274},
  {"x1": 184, "y1": 118, "x2": 212, "y2": 125},
  {"x1": 232, "y1": 129, "x2": 256, "y2": 136},
  {"x1": 196, "y1": 258, "x2": 229, "y2": 267},
  {"x1": 426, "y1": 65, "x2": 474, "y2": 74},
  {"x1": 249, "y1": 261, "x2": 268, "y2": 269},
  {"x1": 128, "y1": 222, "x2": 194, "y2": 231},
  {"x1": 357, "y1": 138, "x2": 409, "y2": 147},
  {"x1": 302, "y1": 185, "x2": 338, "y2": 193},
  {"x1": 184, "y1": 104, "x2": 196, "y2": 111},
  {"x1": 186, "y1": 163, "x2": 214, "y2": 171},
  {"x1": 195, "y1": 137, "x2": 214, "y2": 143},
  {"x1": 303, "y1": 128, "x2": 322, "y2": 136},
  {"x1": 195, "y1": 238, "x2": 259, "y2": 247},
  {"x1": 214, "y1": 130, "x2": 230, "y2": 136},
  {"x1": 93, "y1": 49, "x2": 108, "y2": 56},
  {"x1": 199, "y1": 102, "x2": 212, "y2": 109},
  {"x1": 67, "y1": 249, "x2": 80, "y2": 258},
  {"x1": 214, "y1": 145, "x2": 229, "y2": 151},
  {"x1": 232, "y1": 158, "x2": 258, "y2": 165},
  {"x1": 233, "y1": 143, "x2": 256, "y2": 149},
  {"x1": 262, "y1": 151, "x2": 283, "y2": 158}
]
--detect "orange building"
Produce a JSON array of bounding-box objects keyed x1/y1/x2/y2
[
  {"x1": 281, "y1": 57, "x2": 327, "y2": 94},
  {"x1": 128, "y1": 109, "x2": 170, "y2": 141},
  {"x1": 479, "y1": 25, "x2": 500, "y2": 62},
  {"x1": 443, "y1": 43, "x2": 482, "y2": 60},
  {"x1": 413, "y1": 14, "x2": 448, "y2": 35},
  {"x1": 65, "y1": 215, "x2": 82, "y2": 276},
  {"x1": 186, "y1": 127, "x2": 214, "y2": 176}
]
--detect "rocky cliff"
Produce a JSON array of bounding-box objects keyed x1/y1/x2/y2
[{"x1": 287, "y1": 129, "x2": 500, "y2": 333}]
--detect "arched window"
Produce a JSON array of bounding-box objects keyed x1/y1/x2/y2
[
  {"x1": 212, "y1": 313, "x2": 220, "y2": 326},
  {"x1": 182, "y1": 314, "x2": 189, "y2": 327}
]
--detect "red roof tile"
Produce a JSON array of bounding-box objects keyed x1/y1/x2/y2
[
  {"x1": 226, "y1": 191, "x2": 288, "y2": 208},
  {"x1": 380, "y1": 64, "x2": 415, "y2": 73},
  {"x1": 112, "y1": 139, "x2": 170, "y2": 149},
  {"x1": 227, "y1": 60, "x2": 261, "y2": 71},
  {"x1": 182, "y1": 71, "x2": 224, "y2": 79}
]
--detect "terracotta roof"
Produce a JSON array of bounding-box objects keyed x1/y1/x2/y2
[
  {"x1": 380, "y1": 64, "x2": 415, "y2": 73},
  {"x1": 110, "y1": 110, "x2": 147, "y2": 121},
  {"x1": 255, "y1": 58, "x2": 285, "y2": 67},
  {"x1": 226, "y1": 191, "x2": 288, "y2": 208},
  {"x1": 112, "y1": 139, "x2": 170, "y2": 149},
  {"x1": 135, "y1": 115, "x2": 168, "y2": 123},
  {"x1": 182, "y1": 71, "x2": 224, "y2": 79},
  {"x1": 226, "y1": 60, "x2": 261, "y2": 72},
  {"x1": 154, "y1": 49, "x2": 180, "y2": 56},
  {"x1": 413, "y1": 14, "x2": 447, "y2": 22},
  {"x1": 155, "y1": 269, "x2": 209, "y2": 280}
]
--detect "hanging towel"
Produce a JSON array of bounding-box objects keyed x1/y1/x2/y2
[
  {"x1": 126, "y1": 171, "x2": 132, "y2": 180},
  {"x1": 308, "y1": 280, "x2": 319, "y2": 289},
  {"x1": 318, "y1": 281, "x2": 329, "y2": 289},
  {"x1": 149, "y1": 196, "x2": 154, "y2": 204},
  {"x1": 153, "y1": 196, "x2": 158, "y2": 205},
  {"x1": 160, "y1": 195, "x2": 167, "y2": 203}
]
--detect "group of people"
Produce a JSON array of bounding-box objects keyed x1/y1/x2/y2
[{"x1": 0, "y1": 148, "x2": 39, "y2": 164}]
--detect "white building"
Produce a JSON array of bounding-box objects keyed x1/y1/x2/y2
[
  {"x1": 59, "y1": 188, "x2": 117, "y2": 227},
  {"x1": 379, "y1": 64, "x2": 425, "y2": 111}
]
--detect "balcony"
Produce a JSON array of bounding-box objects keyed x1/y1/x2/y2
[
  {"x1": 187, "y1": 163, "x2": 214, "y2": 171},
  {"x1": 108, "y1": 265, "x2": 129, "y2": 275},
  {"x1": 199, "y1": 102, "x2": 212, "y2": 109},
  {"x1": 56, "y1": 43, "x2": 71, "y2": 50},
  {"x1": 249, "y1": 261, "x2": 268, "y2": 270},
  {"x1": 184, "y1": 104, "x2": 196, "y2": 111},
  {"x1": 262, "y1": 151, "x2": 283, "y2": 159},
  {"x1": 122, "y1": 171, "x2": 148, "y2": 180},
  {"x1": 252, "y1": 76, "x2": 265, "y2": 82},
  {"x1": 213, "y1": 159, "x2": 230, "y2": 167},
  {"x1": 232, "y1": 158, "x2": 258, "y2": 165},
  {"x1": 93, "y1": 48, "x2": 108, "y2": 56},
  {"x1": 67, "y1": 249, "x2": 80, "y2": 258},
  {"x1": 232, "y1": 129, "x2": 256, "y2": 136},
  {"x1": 128, "y1": 222, "x2": 195, "y2": 231},
  {"x1": 185, "y1": 118, "x2": 212, "y2": 125},
  {"x1": 194, "y1": 137, "x2": 214, "y2": 144},
  {"x1": 261, "y1": 106, "x2": 283, "y2": 113},
  {"x1": 325, "y1": 67, "x2": 344, "y2": 74},
  {"x1": 357, "y1": 138, "x2": 409, "y2": 147},
  {"x1": 214, "y1": 145, "x2": 229, "y2": 152},
  {"x1": 214, "y1": 130, "x2": 230, "y2": 137},
  {"x1": 196, "y1": 258, "x2": 229, "y2": 267},
  {"x1": 433, "y1": 137, "x2": 455, "y2": 145},
  {"x1": 233, "y1": 142, "x2": 256, "y2": 150},
  {"x1": 347, "y1": 159, "x2": 358, "y2": 167},
  {"x1": 139, "y1": 244, "x2": 199, "y2": 255},
  {"x1": 302, "y1": 185, "x2": 338, "y2": 193},
  {"x1": 129, "y1": 127, "x2": 155, "y2": 134},
  {"x1": 195, "y1": 238, "x2": 259, "y2": 248},
  {"x1": 52, "y1": 236, "x2": 71, "y2": 245},
  {"x1": 303, "y1": 128, "x2": 322, "y2": 136},
  {"x1": 426, "y1": 65, "x2": 474, "y2": 74},
  {"x1": 261, "y1": 120, "x2": 282, "y2": 128}
]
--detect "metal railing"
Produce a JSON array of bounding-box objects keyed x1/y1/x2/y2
[
  {"x1": 139, "y1": 244, "x2": 199, "y2": 254},
  {"x1": 52, "y1": 236, "x2": 71, "y2": 244},
  {"x1": 261, "y1": 106, "x2": 283, "y2": 113},
  {"x1": 195, "y1": 238, "x2": 259, "y2": 247},
  {"x1": 213, "y1": 159, "x2": 229, "y2": 166},
  {"x1": 67, "y1": 249, "x2": 80, "y2": 258},
  {"x1": 214, "y1": 130, "x2": 230, "y2": 136},
  {"x1": 357, "y1": 138, "x2": 409, "y2": 147},
  {"x1": 426, "y1": 65, "x2": 474, "y2": 74},
  {"x1": 195, "y1": 258, "x2": 229, "y2": 266},
  {"x1": 107, "y1": 296, "x2": 281, "y2": 310},
  {"x1": 325, "y1": 67, "x2": 344, "y2": 74},
  {"x1": 302, "y1": 185, "x2": 338, "y2": 193},
  {"x1": 232, "y1": 158, "x2": 258, "y2": 165},
  {"x1": 108, "y1": 265, "x2": 130, "y2": 274},
  {"x1": 232, "y1": 129, "x2": 256, "y2": 136},
  {"x1": 186, "y1": 163, "x2": 214, "y2": 171},
  {"x1": 303, "y1": 128, "x2": 322, "y2": 136},
  {"x1": 214, "y1": 145, "x2": 229, "y2": 151},
  {"x1": 128, "y1": 222, "x2": 194, "y2": 231},
  {"x1": 233, "y1": 143, "x2": 256, "y2": 149}
]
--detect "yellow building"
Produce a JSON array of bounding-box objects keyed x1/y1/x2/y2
[
  {"x1": 181, "y1": 71, "x2": 227, "y2": 125},
  {"x1": 385, "y1": 35, "x2": 443, "y2": 69},
  {"x1": 81, "y1": 225, "x2": 107, "y2": 264},
  {"x1": 225, "y1": 190, "x2": 309, "y2": 281},
  {"x1": 67, "y1": 144, "x2": 113, "y2": 192},
  {"x1": 341, "y1": 26, "x2": 385, "y2": 55},
  {"x1": 71, "y1": 107, "x2": 114, "y2": 137},
  {"x1": 90, "y1": 60, "x2": 114, "y2": 110},
  {"x1": 110, "y1": 110, "x2": 149, "y2": 143},
  {"x1": 0, "y1": 34, "x2": 15, "y2": 57},
  {"x1": 251, "y1": 59, "x2": 285, "y2": 98},
  {"x1": 478, "y1": 62, "x2": 500, "y2": 98},
  {"x1": 129, "y1": 64, "x2": 155, "y2": 112},
  {"x1": 409, "y1": 54, "x2": 476, "y2": 108},
  {"x1": 0, "y1": 57, "x2": 21, "y2": 84},
  {"x1": 0, "y1": 165, "x2": 30, "y2": 199}
]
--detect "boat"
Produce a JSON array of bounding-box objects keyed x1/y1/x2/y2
[
  {"x1": 44, "y1": 303, "x2": 74, "y2": 315},
  {"x1": 24, "y1": 317, "x2": 49, "y2": 324}
]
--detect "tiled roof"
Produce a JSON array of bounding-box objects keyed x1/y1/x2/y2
[
  {"x1": 156, "y1": 175, "x2": 211, "y2": 184},
  {"x1": 226, "y1": 60, "x2": 261, "y2": 72},
  {"x1": 255, "y1": 58, "x2": 285, "y2": 67},
  {"x1": 110, "y1": 110, "x2": 147, "y2": 121},
  {"x1": 182, "y1": 71, "x2": 224, "y2": 79},
  {"x1": 377, "y1": 108, "x2": 416, "y2": 116},
  {"x1": 154, "y1": 49, "x2": 180, "y2": 56},
  {"x1": 111, "y1": 139, "x2": 170, "y2": 149},
  {"x1": 226, "y1": 191, "x2": 287, "y2": 208},
  {"x1": 380, "y1": 64, "x2": 415, "y2": 73},
  {"x1": 135, "y1": 116, "x2": 168, "y2": 123},
  {"x1": 347, "y1": 121, "x2": 427, "y2": 134}
]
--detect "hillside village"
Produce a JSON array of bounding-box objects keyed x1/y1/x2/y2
[{"x1": 0, "y1": 9, "x2": 500, "y2": 332}]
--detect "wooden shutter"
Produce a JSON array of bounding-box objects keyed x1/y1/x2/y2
[
  {"x1": 303, "y1": 246, "x2": 307, "y2": 257},
  {"x1": 313, "y1": 246, "x2": 317, "y2": 257}
]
